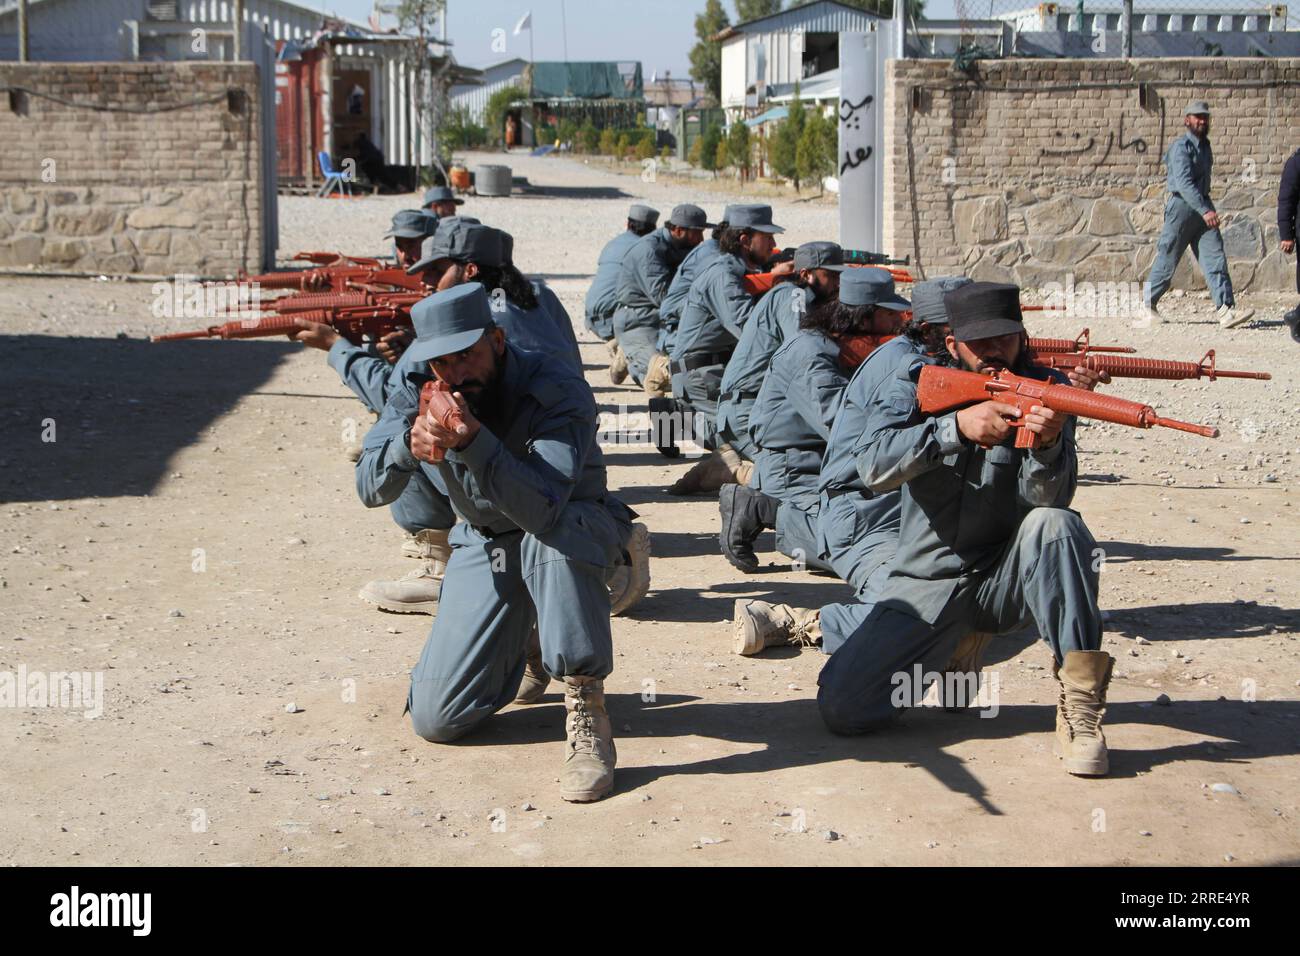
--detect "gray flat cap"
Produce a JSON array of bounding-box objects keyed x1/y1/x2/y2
[
  {"x1": 405, "y1": 283, "x2": 495, "y2": 364},
  {"x1": 666, "y1": 203, "x2": 714, "y2": 230},
  {"x1": 910, "y1": 276, "x2": 972, "y2": 326},
  {"x1": 628, "y1": 204, "x2": 660, "y2": 226},
  {"x1": 793, "y1": 241, "x2": 845, "y2": 272}
]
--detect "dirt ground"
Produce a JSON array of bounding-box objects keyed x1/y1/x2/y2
[{"x1": 2, "y1": 151, "x2": 1298, "y2": 866}]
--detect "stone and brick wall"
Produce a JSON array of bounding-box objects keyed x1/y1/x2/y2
[
  {"x1": 881, "y1": 58, "x2": 1300, "y2": 293},
  {"x1": 0, "y1": 62, "x2": 263, "y2": 277}
]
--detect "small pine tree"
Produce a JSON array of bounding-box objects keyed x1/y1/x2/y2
[
  {"x1": 599, "y1": 127, "x2": 618, "y2": 155},
  {"x1": 698, "y1": 124, "x2": 722, "y2": 172},
  {"x1": 726, "y1": 121, "x2": 751, "y2": 181},
  {"x1": 796, "y1": 108, "x2": 836, "y2": 193}
]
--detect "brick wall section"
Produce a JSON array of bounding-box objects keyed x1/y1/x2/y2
[
  {"x1": 882, "y1": 58, "x2": 1300, "y2": 293},
  {"x1": 0, "y1": 62, "x2": 262, "y2": 277}
]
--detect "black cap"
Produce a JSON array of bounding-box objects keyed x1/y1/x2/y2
[{"x1": 944, "y1": 282, "x2": 1024, "y2": 342}]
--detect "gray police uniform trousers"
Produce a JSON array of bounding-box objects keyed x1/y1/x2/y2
[
  {"x1": 817, "y1": 507, "x2": 1102, "y2": 735},
  {"x1": 715, "y1": 394, "x2": 760, "y2": 461},
  {"x1": 674, "y1": 362, "x2": 724, "y2": 449},
  {"x1": 816, "y1": 492, "x2": 901, "y2": 600},
  {"x1": 388, "y1": 469, "x2": 458, "y2": 534},
  {"x1": 613, "y1": 314, "x2": 661, "y2": 386},
  {"x1": 774, "y1": 500, "x2": 832, "y2": 572},
  {"x1": 406, "y1": 501, "x2": 621, "y2": 743},
  {"x1": 1146, "y1": 196, "x2": 1235, "y2": 309}
]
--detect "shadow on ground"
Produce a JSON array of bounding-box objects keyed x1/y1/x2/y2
[
  {"x1": 0, "y1": 335, "x2": 292, "y2": 503},
  {"x1": 1106, "y1": 601, "x2": 1300, "y2": 641},
  {"x1": 516, "y1": 185, "x2": 632, "y2": 200},
  {"x1": 430, "y1": 693, "x2": 1300, "y2": 815}
]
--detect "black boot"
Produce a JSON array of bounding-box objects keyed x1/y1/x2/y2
[
  {"x1": 719, "y1": 484, "x2": 779, "y2": 572},
  {"x1": 1285, "y1": 306, "x2": 1300, "y2": 344}
]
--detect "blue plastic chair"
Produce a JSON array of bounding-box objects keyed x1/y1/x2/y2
[{"x1": 316, "y1": 151, "x2": 352, "y2": 198}]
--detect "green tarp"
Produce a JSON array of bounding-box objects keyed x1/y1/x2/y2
[{"x1": 527, "y1": 62, "x2": 643, "y2": 101}]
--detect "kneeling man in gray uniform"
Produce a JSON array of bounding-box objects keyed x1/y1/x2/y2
[{"x1": 366, "y1": 283, "x2": 639, "y2": 802}]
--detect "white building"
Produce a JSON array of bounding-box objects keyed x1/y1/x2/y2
[
  {"x1": 449, "y1": 57, "x2": 528, "y2": 124},
  {"x1": 714, "y1": 0, "x2": 881, "y2": 116}
]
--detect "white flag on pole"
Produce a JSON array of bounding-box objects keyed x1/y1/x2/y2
[{"x1": 514, "y1": 11, "x2": 532, "y2": 35}]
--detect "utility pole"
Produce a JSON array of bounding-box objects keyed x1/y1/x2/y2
[
  {"x1": 18, "y1": 0, "x2": 29, "y2": 62},
  {"x1": 233, "y1": 0, "x2": 244, "y2": 61}
]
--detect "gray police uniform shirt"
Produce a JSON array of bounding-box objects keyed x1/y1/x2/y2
[
  {"x1": 496, "y1": 280, "x2": 582, "y2": 375},
  {"x1": 672, "y1": 252, "x2": 759, "y2": 360},
  {"x1": 659, "y1": 238, "x2": 720, "y2": 327},
  {"x1": 814, "y1": 335, "x2": 917, "y2": 569},
  {"x1": 749, "y1": 328, "x2": 848, "y2": 511},
  {"x1": 855, "y1": 359, "x2": 1079, "y2": 624},
  {"x1": 1165, "y1": 130, "x2": 1215, "y2": 216},
  {"x1": 327, "y1": 338, "x2": 416, "y2": 415},
  {"x1": 585, "y1": 231, "x2": 640, "y2": 332},
  {"x1": 614, "y1": 227, "x2": 685, "y2": 332},
  {"x1": 719, "y1": 283, "x2": 809, "y2": 405},
  {"x1": 357, "y1": 342, "x2": 627, "y2": 568}
]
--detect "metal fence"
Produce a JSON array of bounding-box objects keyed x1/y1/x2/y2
[{"x1": 919, "y1": 1, "x2": 1300, "y2": 59}]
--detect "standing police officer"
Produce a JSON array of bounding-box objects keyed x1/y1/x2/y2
[{"x1": 1144, "y1": 101, "x2": 1254, "y2": 329}]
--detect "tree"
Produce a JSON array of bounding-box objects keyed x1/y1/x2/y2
[
  {"x1": 715, "y1": 138, "x2": 730, "y2": 173},
  {"x1": 726, "y1": 121, "x2": 751, "y2": 181},
  {"x1": 484, "y1": 84, "x2": 527, "y2": 148},
  {"x1": 599, "y1": 127, "x2": 618, "y2": 156},
  {"x1": 689, "y1": 0, "x2": 730, "y2": 103},
  {"x1": 578, "y1": 120, "x2": 600, "y2": 153},
  {"x1": 393, "y1": 0, "x2": 450, "y2": 178},
  {"x1": 796, "y1": 107, "x2": 836, "y2": 193},
  {"x1": 735, "y1": 0, "x2": 781, "y2": 22},
  {"x1": 768, "y1": 86, "x2": 805, "y2": 188},
  {"x1": 698, "y1": 123, "x2": 723, "y2": 173},
  {"x1": 636, "y1": 137, "x2": 658, "y2": 161},
  {"x1": 443, "y1": 105, "x2": 487, "y2": 149}
]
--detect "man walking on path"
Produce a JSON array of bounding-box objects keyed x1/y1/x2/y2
[{"x1": 1143, "y1": 101, "x2": 1253, "y2": 330}]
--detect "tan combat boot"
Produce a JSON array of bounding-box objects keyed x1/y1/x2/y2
[
  {"x1": 938, "y1": 631, "x2": 995, "y2": 711},
  {"x1": 717, "y1": 443, "x2": 750, "y2": 485},
  {"x1": 608, "y1": 340, "x2": 629, "y2": 386},
  {"x1": 358, "y1": 528, "x2": 451, "y2": 614},
  {"x1": 666, "y1": 444, "x2": 744, "y2": 495},
  {"x1": 643, "y1": 352, "x2": 672, "y2": 396},
  {"x1": 1054, "y1": 650, "x2": 1114, "y2": 777},
  {"x1": 514, "y1": 629, "x2": 551, "y2": 704},
  {"x1": 608, "y1": 522, "x2": 652, "y2": 616},
  {"x1": 732, "y1": 599, "x2": 822, "y2": 656},
  {"x1": 561, "y1": 676, "x2": 616, "y2": 802}
]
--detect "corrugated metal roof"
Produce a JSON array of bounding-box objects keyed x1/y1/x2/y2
[{"x1": 732, "y1": 0, "x2": 881, "y2": 35}]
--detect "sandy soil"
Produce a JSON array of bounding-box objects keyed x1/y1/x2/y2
[{"x1": 1, "y1": 150, "x2": 1297, "y2": 866}]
